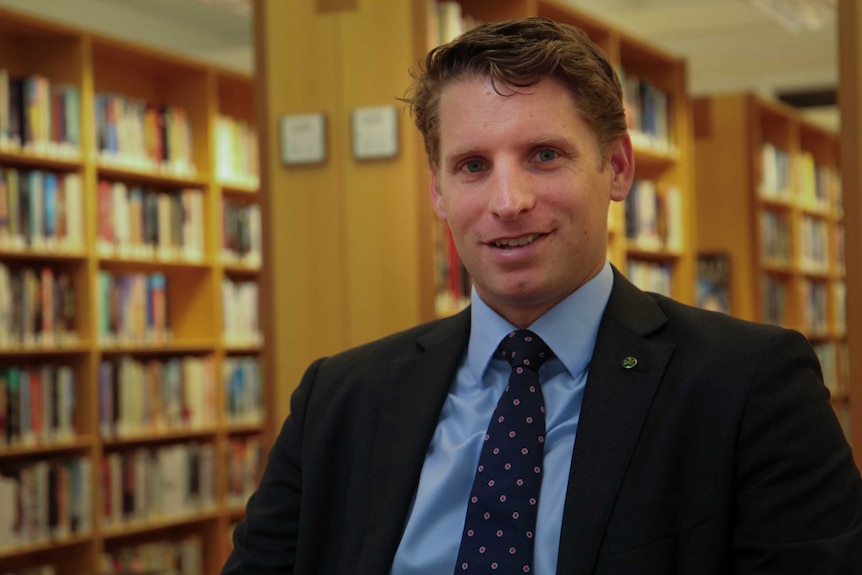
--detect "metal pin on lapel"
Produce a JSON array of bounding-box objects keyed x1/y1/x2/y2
[{"x1": 622, "y1": 356, "x2": 638, "y2": 369}]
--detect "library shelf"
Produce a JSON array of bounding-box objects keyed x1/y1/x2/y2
[{"x1": 0, "y1": 6, "x2": 266, "y2": 575}]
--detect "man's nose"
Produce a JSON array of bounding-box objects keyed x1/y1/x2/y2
[{"x1": 488, "y1": 164, "x2": 536, "y2": 219}]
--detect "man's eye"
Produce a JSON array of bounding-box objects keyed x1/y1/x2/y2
[
  {"x1": 462, "y1": 159, "x2": 485, "y2": 173},
  {"x1": 536, "y1": 149, "x2": 558, "y2": 162}
]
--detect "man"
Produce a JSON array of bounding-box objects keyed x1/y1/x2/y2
[{"x1": 222, "y1": 17, "x2": 862, "y2": 574}]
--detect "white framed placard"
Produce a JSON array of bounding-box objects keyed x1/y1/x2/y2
[
  {"x1": 351, "y1": 105, "x2": 398, "y2": 160},
  {"x1": 280, "y1": 112, "x2": 327, "y2": 165}
]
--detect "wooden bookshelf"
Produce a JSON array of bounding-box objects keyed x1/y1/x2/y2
[
  {"x1": 693, "y1": 93, "x2": 850, "y2": 438},
  {"x1": 0, "y1": 8, "x2": 264, "y2": 575},
  {"x1": 255, "y1": 0, "x2": 697, "y2": 426},
  {"x1": 837, "y1": 0, "x2": 861, "y2": 462}
]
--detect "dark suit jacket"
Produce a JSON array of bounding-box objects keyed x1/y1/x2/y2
[{"x1": 223, "y1": 270, "x2": 862, "y2": 574}]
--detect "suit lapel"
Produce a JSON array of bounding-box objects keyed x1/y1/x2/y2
[
  {"x1": 556, "y1": 271, "x2": 676, "y2": 575},
  {"x1": 356, "y1": 309, "x2": 471, "y2": 575}
]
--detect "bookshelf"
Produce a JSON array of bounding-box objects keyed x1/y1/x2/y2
[
  {"x1": 838, "y1": 0, "x2": 862, "y2": 466},
  {"x1": 692, "y1": 93, "x2": 850, "y2": 438},
  {"x1": 0, "y1": 8, "x2": 264, "y2": 575},
  {"x1": 255, "y1": 0, "x2": 697, "y2": 424}
]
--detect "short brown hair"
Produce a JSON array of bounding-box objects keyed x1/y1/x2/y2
[{"x1": 403, "y1": 17, "x2": 627, "y2": 169}]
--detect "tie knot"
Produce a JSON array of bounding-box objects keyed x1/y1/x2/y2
[{"x1": 497, "y1": 329, "x2": 552, "y2": 372}]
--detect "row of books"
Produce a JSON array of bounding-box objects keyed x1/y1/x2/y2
[
  {"x1": 99, "y1": 355, "x2": 215, "y2": 438},
  {"x1": 0, "y1": 168, "x2": 266, "y2": 267},
  {"x1": 624, "y1": 181, "x2": 683, "y2": 251},
  {"x1": 760, "y1": 209, "x2": 792, "y2": 263},
  {"x1": 626, "y1": 260, "x2": 672, "y2": 297},
  {"x1": 97, "y1": 181, "x2": 204, "y2": 262},
  {"x1": 696, "y1": 253, "x2": 731, "y2": 314},
  {"x1": 222, "y1": 199, "x2": 262, "y2": 268},
  {"x1": 95, "y1": 92, "x2": 195, "y2": 176},
  {"x1": 98, "y1": 270, "x2": 169, "y2": 345},
  {"x1": 798, "y1": 215, "x2": 831, "y2": 274},
  {"x1": 797, "y1": 152, "x2": 842, "y2": 213},
  {"x1": 215, "y1": 115, "x2": 259, "y2": 188},
  {"x1": 760, "y1": 143, "x2": 793, "y2": 199},
  {"x1": 0, "y1": 76, "x2": 259, "y2": 191},
  {"x1": 222, "y1": 279, "x2": 262, "y2": 345},
  {"x1": 0, "y1": 364, "x2": 75, "y2": 447},
  {"x1": 225, "y1": 356, "x2": 263, "y2": 425},
  {"x1": 0, "y1": 264, "x2": 77, "y2": 348},
  {"x1": 226, "y1": 436, "x2": 264, "y2": 507},
  {"x1": 102, "y1": 535, "x2": 203, "y2": 575},
  {"x1": 761, "y1": 273, "x2": 788, "y2": 326},
  {"x1": 0, "y1": 457, "x2": 92, "y2": 551},
  {"x1": 760, "y1": 209, "x2": 843, "y2": 271},
  {"x1": 801, "y1": 279, "x2": 829, "y2": 335},
  {"x1": 835, "y1": 224, "x2": 846, "y2": 271},
  {"x1": 833, "y1": 282, "x2": 846, "y2": 334},
  {"x1": 101, "y1": 442, "x2": 215, "y2": 528},
  {"x1": 0, "y1": 70, "x2": 81, "y2": 157},
  {"x1": 812, "y1": 341, "x2": 850, "y2": 395},
  {"x1": 760, "y1": 144, "x2": 843, "y2": 210},
  {"x1": 0, "y1": 168, "x2": 84, "y2": 252},
  {"x1": 620, "y1": 70, "x2": 674, "y2": 153},
  {"x1": 433, "y1": 224, "x2": 471, "y2": 316}
]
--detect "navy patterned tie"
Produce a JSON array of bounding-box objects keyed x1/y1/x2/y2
[{"x1": 454, "y1": 329, "x2": 552, "y2": 574}]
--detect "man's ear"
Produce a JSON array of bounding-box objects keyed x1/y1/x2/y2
[
  {"x1": 429, "y1": 166, "x2": 448, "y2": 221},
  {"x1": 608, "y1": 134, "x2": 635, "y2": 202}
]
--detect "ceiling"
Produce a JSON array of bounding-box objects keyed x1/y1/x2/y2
[
  {"x1": 570, "y1": 0, "x2": 838, "y2": 129},
  {"x1": 0, "y1": 0, "x2": 839, "y2": 130}
]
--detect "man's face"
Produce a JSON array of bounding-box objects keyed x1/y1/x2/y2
[{"x1": 430, "y1": 76, "x2": 633, "y2": 327}]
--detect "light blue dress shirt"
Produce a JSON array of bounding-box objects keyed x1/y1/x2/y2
[{"x1": 390, "y1": 262, "x2": 614, "y2": 575}]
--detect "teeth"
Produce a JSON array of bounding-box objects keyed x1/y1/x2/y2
[{"x1": 494, "y1": 234, "x2": 538, "y2": 248}]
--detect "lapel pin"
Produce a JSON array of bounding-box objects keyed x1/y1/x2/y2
[{"x1": 622, "y1": 356, "x2": 638, "y2": 369}]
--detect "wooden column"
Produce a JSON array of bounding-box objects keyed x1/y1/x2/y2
[
  {"x1": 838, "y1": 0, "x2": 862, "y2": 466},
  {"x1": 253, "y1": 0, "x2": 425, "y2": 426}
]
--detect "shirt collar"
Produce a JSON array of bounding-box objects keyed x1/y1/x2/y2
[{"x1": 467, "y1": 261, "x2": 614, "y2": 383}]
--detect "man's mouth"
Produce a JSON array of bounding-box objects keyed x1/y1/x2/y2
[{"x1": 493, "y1": 234, "x2": 541, "y2": 248}]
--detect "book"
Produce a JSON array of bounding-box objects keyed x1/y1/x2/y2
[
  {"x1": 6, "y1": 168, "x2": 21, "y2": 246},
  {"x1": 51, "y1": 173, "x2": 69, "y2": 244},
  {"x1": 63, "y1": 173, "x2": 83, "y2": 249},
  {"x1": 0, "y1": 170, "x2": 6, "y2": 244},
  {"x1": 0, "y1": 370, "x2": 7, "y2": 444},
  {"x1": 128, "y1": 186, "x2": 143, "y2": 250},
  {"x1": 28, "y1": 170, "x2": 44, "y2": 247},
  {"x1": 97, "y1": 180, "x2": 114, "y2": 252},
  {"x1": 0, "y1": 68, "x2": 9, "y2": 144},
  {"x1": 10, "y1": 271, "x2": 23, "y2": 344},
  {"x1": 0, "y1": 263, "x2": 9, "y2": 345},
  {"x1": 55, "y1": 271, "x2": 77, "y2": 340},
  {"x1": 40, "y1": 266, "x2": 54, "y2": 342},
  {"x1": 29, "y1": 366, "x2": 43, "y2": 441},
  {"x1": 56, "y1": 365, "x2": 75, "y2": 439},
  {"x1": 147, "y1": 272, "x2": 167, "y2": 342},
  {"x1": 696, "y1": 253, "x2": 731, "y2": 314},
  {"x1": 98, "y1": 360, "x2": 113, "y2": 438},
  {"x1": 25, "y1": 74, "x2": 51, "y2": 150},
  {"x1": 59, "y1": 84, "x2": 81, "y2": 150},
  {"x1": 8, "y1": 76, "x2": 25, "y2": 147},
  {"x1": 18, "y1": 168, "x2": 31, "y2": 245},
  {"x1": 19, "y1": 366, "x2": 31, "y2": 444},
  {"x1": 112, "y1": 181, "x2": 129, "y2": 253}
]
